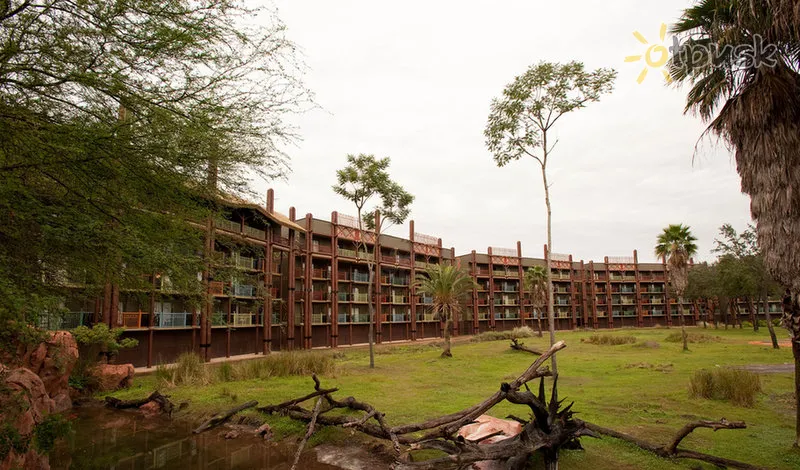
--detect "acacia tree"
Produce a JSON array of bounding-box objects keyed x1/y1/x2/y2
[
  {"x1": 333, "y1": 154, "x2": 413, "y2": 368},
  {"x1": 713, "y1": 224, "x2": 782, "y2": 347},
  {"x1": 655, "y1": 224, "x2": 698, "y2": 352},
  {"x1": 524, "y1": 266, "x2": 548, "y2": 337},
  {"x1": 0, "y1": 1, "x2": 308, "y2": 331},
  {"x1": 485, "y1": 61, "x2": 616, "y2": 375},
  {"x1": 415, "y1": 264, "x2": 475, "y2": 357}
]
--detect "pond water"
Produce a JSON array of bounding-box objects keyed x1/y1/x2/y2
[{"x1": 51, "y1": 405, "x2": 388, "y2": 470}]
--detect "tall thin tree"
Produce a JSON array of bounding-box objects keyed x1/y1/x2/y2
[
  {"x1": 333, "y1": 154, "x2": 413, "y2": 368},
  {"x1": 415, "y1": 264, "x2": 476, "y2": 357},
  {"x1": 485, "y1": 61, "x2": 616, "y2": 376}
]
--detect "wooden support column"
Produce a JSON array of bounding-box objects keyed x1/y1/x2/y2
[
  {"x1": 517, "y1": 242, "x2": 524, "y2": 328},
  {"x1": 589, "y1": 261, "x2": 598, "y2": 329},
  {"x1": 287, "y1": 207, "x2": 297, "y2": 350},
  {"x1": 487, "y1": 247, "x2": 496, "y2": 330},
  {"x1": 331, "y1": 212, "x2": 339, "y2": 348},
  {"x1": 201, "y1": 217, "x2": 215, "y2": 362},
  {"x1": 451, "y1": 246, "x2": 459, "y2": 336},
  {"x1": 569, "y1": 254, "x2": 576, "y2": 330},
  {"x1": 604, "y1": 256, "x2": 613, "y2": 329},
  {"x1": 580, "y1": 261, "x2": 589, "y2": 329},
  {"x1": 634, "y1": 250, "x2": 643, "y2": 328},
  {"x1": 663, "y1": 255, "x2": 672, "y2": 327},
  {"x1": 262, "y1": 193, "x2": 275, "y2": 354},
  {"x1": 304, "y1": 214, "x2": 313, "y2": 350},
  {"x1": 471, "y1": 250, "x2": 479, "y2": 332},
  {"x1": 409, "y1": 221, "x2": 417, "y2": 341},
  {"x1": 374, "y1": 211, "x2": 383, "y2": 344},
  {"x1": 147, "y1": 284, "x2": 155, "y2": 368}
]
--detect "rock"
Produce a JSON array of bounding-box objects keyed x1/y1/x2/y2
[
  {"x1": 457, "y1": 415, "x2": 523, "y2": 470},
  {"x1": 138, "y1": 401, "x2": 163, "y2": 419},
  {"x1": 255, "y1": 423, "x2": 272, "y2": 440},
  {"x1": 93, "y1": 363, "x2": 134, "y2": 391},
  {"x1": 17, "y1": 331, "x2": 79, "y2": 413},
  {"x1": 0, "y1": 367, "x2": 55, "y2": 470},
  {"x1": 224, "y1": 430, "x2": 240, "y2": 439}
]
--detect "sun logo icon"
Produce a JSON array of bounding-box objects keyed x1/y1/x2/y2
[{"x1": 625, "y1": 23, "x2": 673, "y2": 84}]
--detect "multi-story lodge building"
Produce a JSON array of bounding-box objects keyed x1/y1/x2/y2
[{"x1": 45, "y1": 189, "x2": 782, "y2": 367}]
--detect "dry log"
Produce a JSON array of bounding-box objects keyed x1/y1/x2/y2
[
  {"x1": 290, "y1": 396, "x2": 323, "y2": 470},
  {"x1": 582, "y1": 419, "x2": 763, "y2": 470},
  {"x1": 257, "y1": 387, "x2": 338, "y2": 414},
  {"x1": 192, "y1": 400, "x2": 258, "y2": 434},
  {"x1": 105, "y1": 391, "x2": 176, "y2": 417},
  {"x1": 510, "y1": 338, "x2": 543, "y2": 355}
]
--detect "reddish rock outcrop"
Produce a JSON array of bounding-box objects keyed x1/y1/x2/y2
[
  {"x1": 93, "y1": 363, "x2": 134, "y2": 391},
  {"x1": 13, "y1": 331, "x2": 79, "y2": 413},
  {"x1": 0, "y1": 366, "x2": 54, "y2": 470}
]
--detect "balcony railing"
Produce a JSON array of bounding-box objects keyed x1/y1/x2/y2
[
  {"x1": 398, "y1": 257, "x2": 412, "y2": 267},
  {"x1": 476, "y1": 268, "x2": 490, "y2": 276},
  {"x1": 352, "y1": 272, "x2": 370, "y2": 283},
  {"x1": 477, "y1": 312, "x2": 489, "y2": 320},
  {"x1": 390, "y1": 276, "x2": 409, "y2": 286},
  {"x1": 311, "y1": 291, "x2": 329, "y2": 301},
  {"x1": 39, "y1": 311, "x2": 92, "y2": 330},
  {"x1": 155, "y1": 312, "x2": 195, "y2": 328},
  {"x1": 391, "y1": 295, "x2": 408, "y2": 304},
  {"x1": 386, "y1": 313, "x2": 408, "y2": 322},
  {"x1": 493, "y1": 270, "x2": 508, "y2": 277},
  {"x1": 417, "y1": 312, "x2": 437, "y2": 322},
  {"x1": 209, "y1": 281, "x2": 225, "y2": 296},
  {"x1": 233, "y1": 254, "x2": 261, "y2": 270},
  {"x1": 352, "y1": 313, "x2": 370, "y2": 323},
  {"x1": 352, "y1": 293, "x2": 369, "y2": 303},
  {"x1": 232, "y1": 284, "x2": 257, "y2": 297},
  {"x1": 415, "y1": 261, "x2": 429, "y2": 269},
  {"x1": 243, "y1": 225, "x2": 266, "y2": 240},
  {"x1": 420, "y1": 295, "x2": 433, "y2": 304},
  {"x1": 381, "y1": 254, "x2": 397, "y2": 264},
  {"x1": 312, "y1": 313, "x2": 329, "y2": 324},
  {"x1": 314, "y1": 244, "x2": 333, "y2": 254},
  {"x1": 312, "y1": 268, "x2": 330, "y2": 279},
  {"x1": 338, "y1": 292, "x2": 350, "y2": 302},
  {"x1": 275, "y1": 236, "x2": 291, "y2": 247},
  {"x1": 122, "y1": 311, "x2": 148, "y2": 328},
  {"x1": 215, "y1": 218, "x2": 240, "y2": 233},
  {"x1": 231, "y1": 313, "x2": 257, "y2": 327}
]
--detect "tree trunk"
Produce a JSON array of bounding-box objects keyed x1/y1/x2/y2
[
  {"x1": 442, "y1": 308, "x2": 452, "y2": 358},
  {"x1": 678, "y1": 300, "x2": 688, "y2": 352},
  {"x1": 541, "y1": 160, "x2": 557, "y2": 376},
  {"x1": 794, "y1": 339, "x2": 800, "y2": 448},
  {"x1": 763, "y1": 295, "x2": 779, "y2": 349},
  {"x1": 368, "y1": 265, "x2": 375, "y2": 368},
  {"x1": 746, "y1": 297, "x2": 758, "y2": 331},
  {"x1": 537, "y1": 310, "x2": 543, "y2": 338},
  {"x1": 544, "y1": 452, "x2": 559, "y2": 470}
]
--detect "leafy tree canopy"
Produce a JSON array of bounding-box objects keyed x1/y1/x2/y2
[{"x1": 0, "y1": 1, "x2": 309, "y2": 323}]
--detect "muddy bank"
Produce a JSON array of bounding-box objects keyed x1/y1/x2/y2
[{"x1": 52, "y1": 403, "x2": 392, "y2": 469}]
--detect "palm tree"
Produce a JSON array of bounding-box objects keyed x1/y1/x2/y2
[
  {"x1": 669, "y1": 0, "x2": 800, "y2": 445},
  {"x1": 415, "y1": 264, "x2": 476, "y2": 358},
  {"x1": 524, "y1": 266, "x2": 548, "y2": 337},
  {"x1": 655, "y1": 224, "x2": 698, "y2": 352}
]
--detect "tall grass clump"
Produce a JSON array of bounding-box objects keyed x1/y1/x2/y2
[
  {"x1": 665, "y1": 332, "x2": 720, "y2": 343},
  {"x1": 583, "y1": 334, "x2": 636, "y2": 346},
  {"x1": 228, "y1": 351, "x2": 335, "y2": 381},
  {"x1": 156, "y1": 352, "x2": 210, "y2": 388},
  {"x1": 471, "y1": 326, "x2": 534, "y2": 342},
  {"x1": 689, "y1": 368, "x2": 762, "y2": 407}
]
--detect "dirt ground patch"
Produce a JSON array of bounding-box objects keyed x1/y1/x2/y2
[
  {"x1": 735, "y1": 363, "x2": 794, "y2": 374},
  {"x1": 748, "y1": 340, "x2": 793, "y2": 347}
]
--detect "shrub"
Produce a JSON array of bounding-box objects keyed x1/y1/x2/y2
[
  {"x1": 633, "y1": 340, "x2": 660, "y2": 349},
  {"x1": 71, "y1": 323, "x2": 138, "y2": 361},
  {"x1": 32, "y1": 414, "x2": 72, "y2": 454},
  {"x1": 471, "y1": 327, "x2": 535, "y2": 342},
  {"x1": 665, "y1": 332, "x2": 720, "y2": 343},
  {"x1": 216, "y1": 362, "x2": 234, "y2": 382},
  {"x1": 689, "y1": 368, "x2": 761, "y2": 407},
  {"x1": 228, "y1": 351, "x2": 335, "y2": 380},
  {"x1": 742, "y1": 321, "x2": 753, "y2": 329},
  {"x1": 583, "y1": 334, "x2": 636, "y2": 346},
  {"x1": 156, "y1": 352, "x2": 210, "y2": 388}
]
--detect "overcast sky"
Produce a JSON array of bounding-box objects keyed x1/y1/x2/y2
[{"x1": 253, "y1": 1, "x2": 752, "y2": 264}]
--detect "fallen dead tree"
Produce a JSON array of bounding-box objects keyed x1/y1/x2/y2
[
  {"x1": 105, "y1": 391, "x2": 176, "y2": 417},
  {"x1": 510, "y1": 338, "x2": 543, "y2": 355},
  {"x1": 254, "y1": 339, "x2": 759, "y2": 469},
  {"x1": 193, "y1": 400, "x2": 258, "y2": 434},
  {"x1": 582, "y1": 420, "x2": 764, "y2": 470}
]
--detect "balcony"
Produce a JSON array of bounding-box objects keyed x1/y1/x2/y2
[
  {"x1": 492, "y1": 269, "x2": 508, "y2": 277},
  {"x1": 352, "y1": 272, "x2": 370, "y2": 283},
  {"x1": 386, "y1": 313, "x2": 408, "y2": 322},
  {"x1": 352, "y1": 313, "x2": 370, "y2": 323},
  {"x1": 475, "y1": 268, "x2": 490, "y2": 276},
  {"x1": 494, "y1": 311, "x2": 520, "y2": 320},
  {"x1": 381, "y1": 254, "x2": 397, "y2": 264},
  {"x1": 417, "y1": 312, "x2": 437, "y2": 322},
  {"x1": 232, "y1": 284, "x2": 257, "y2": 297},
  {"x1": 154, "y1": 312, "x2": 195, "y2": 328},
  {"x1": 338, "y1": 313, "x2": 349, "y2": 323},
  {"x1": 420, "y1": 295, "x2": 434, "y2": 304},
  {"x1": 231, "y1": 313, "x2": 257, "y2": 327},
  {"x1": 398, "y1": 257, "x2": 412, "y2": 267},
  {"x1": 209, "y1": 281, "x2": 225, "y2": 296},
  {"x1": 338, "y1": 248, "x2": 357, "y2": 258},
  {"x1": 312, "y1": 268, "x2": 330, "y2": 279},
  {"x1": 312, "y1": 313, "x2": 329, "y2": 324},
  {"x1": 39, "y1": 312, "x2": 92, "y2": 330},
  {"x1": 391, "y1": 295, "x2": 408, "y2": 304},
  {"x1": 274, "y1": 236, "x2": 291, "y2": 247},
  {"x1": 352, "y1": 293, "x2": 369, "y2": 303},
  {"x1": 243, "y1": 225, "x2": 266, "y2": 240},
  {"x1": 556, "y1": 299, "x2": 570, "y2": 306},
  {"x1": 122, "y1": 311, "x2": 148, "y2": 328},
  {"x1": 477, "y1": 312, "x2": 489, "y2": 320},
  {"x1": 215, "y1": 218, "x2": 241, "y2": 233},
  {"x1": 390, "y1": 276, "x2": 410, "y2": 286},
  {"x1": 311, "y1": 291, "x2": 329, "y2": 301},
  {"x1": 338, "y1": 292, "x2": 351, "y2": 302},
  {"x1": 233, "y1": 254, "x2": 261, "y2": 270},
  {"x1": 314, "y1": 244, "x2": 333, "y2": 254},
  {"x1": 415, "y1": 261, "x2": 429, "y2": 269}
]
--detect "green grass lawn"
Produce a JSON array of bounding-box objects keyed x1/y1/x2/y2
[{"x1": 110, "y1": 327, "x2": 800, "y2": 469}]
